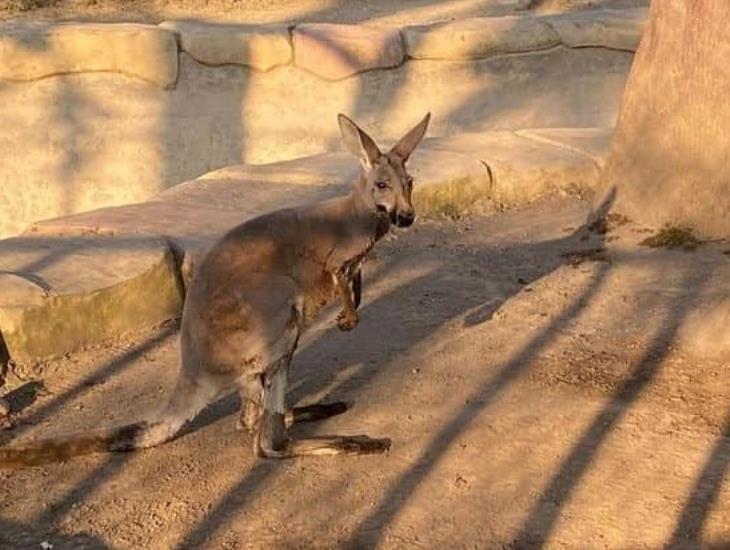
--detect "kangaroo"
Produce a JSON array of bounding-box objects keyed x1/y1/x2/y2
[{"x1": 0, "y1": 112, "x2": 431, "y2": 467}]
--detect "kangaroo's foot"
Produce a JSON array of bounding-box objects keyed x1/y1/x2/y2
[
  {"x1": 275, "y1": 435, "x2": 391, "y2": 458},
  {"x1": 255, "y1": 357, "x2": 387, "y2": 459},
  {"x1": 258, "y1": 432, "x2": 391, "y2": 459}
]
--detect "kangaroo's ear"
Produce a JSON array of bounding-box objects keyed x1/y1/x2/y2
[
  {"x1": 338, "y1": 114, "x2": 381, "y2": 168},
  {"x1": 390, "y1": 112, "x2": 431, "y2": 162}
]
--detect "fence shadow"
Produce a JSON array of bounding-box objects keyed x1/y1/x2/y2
[
  {"x1": 667, "y1": 407, "x2": 730, "y2": 549},
  {"x1": 174, "y1": 201, "x2": 611, "y2": 547}
]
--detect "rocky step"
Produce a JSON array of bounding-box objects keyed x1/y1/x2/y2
[{"x1": 2, "y1": 127, "x2": 611, "y2": 364}]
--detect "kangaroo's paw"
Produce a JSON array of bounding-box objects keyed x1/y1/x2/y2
[
  {"x1": 285, "y1": 401, "x2": 349, "y2": 428},
  {"x1": 336, "y1": 310, "x2": 359, "y2": 331}
]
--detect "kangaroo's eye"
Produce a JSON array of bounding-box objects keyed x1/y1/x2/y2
[{"x1": 375, "y1": 181, "x2": 389, "y2": 190}]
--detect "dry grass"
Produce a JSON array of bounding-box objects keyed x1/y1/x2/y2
[
  {"x1": 640, "y1": 224, "x2": 700, "y2": 250},
  {"x1": 1, "y1": 0, "x2": 54, "y2": 11}
]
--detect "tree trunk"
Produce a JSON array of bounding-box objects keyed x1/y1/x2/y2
[{"x1": 594, "y1": 0, "x2": 730, "y2": 237}]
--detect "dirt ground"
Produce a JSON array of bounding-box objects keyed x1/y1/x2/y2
[
  {"x1": 1, "y1": 0, "x2": 648, "y2": 24},
  {"x1": 0, "y1": 197, "x2": 728, "y2": 549}
]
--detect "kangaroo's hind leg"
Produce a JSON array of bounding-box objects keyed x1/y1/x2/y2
[
  {"x1": 255, "y1": 355, "x2": 390, "y2": 459},
  {"x1": 238, "y1": 393, "x2": 348, "y2": 433},
  {"x1": 236, "y1": 349, "x2": 347, "y2": 434}
]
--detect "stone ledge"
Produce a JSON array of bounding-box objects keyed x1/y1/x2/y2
[
  {"x1": 0, "y1": 23, "x2": 179, "y2": 87},
  {"x1": 542, "y1": 8, "x2": 649, "y2": 52},
  {"x1": 28, "y1": 168, "x2": 353, "y2": 290},
  {"x1": 422, "y1": 131, "x2": 600, "y2": 205},
  {"x1": 404, "y1": 15, "x2": 561, "y2": 60},
  {"x1": 189, "y1": 152, "x2": 360, "y2": 187},
  {"x1": 293, "y1": 23, "x2": 405, "y2": 80},
  {"x1": 14, "y1": 127, "x2": 610, "y2": 362},
  {"x1": 0, "y1": 9, "x2": 647, "y2": 87},
  {"x1": 159, "y1": 21, "x2": 291, "y2": 71},
  {"x1": 408, "y1": 148, "x2": 491, "y2": 217},
  {"x1": 516, "y1": 127, "x2": 614, "y2": 168},
  {"x1": 0, "y1": 234, "x2": 182, "y2": 363}
]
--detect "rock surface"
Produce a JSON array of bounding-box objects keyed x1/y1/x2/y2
[
  {"x1": 422, "y1": 131, "x2": 599, "y2": 204},
  {"x1": 404, "y1": 16, "x2": 560, "y2": 60},
  {"x1": 543, "y1": 8, "x2": 649, "y2": 51},
  {"x1": 0, "y1": 234, "x2": 182, "y2": 362},
  {"x1": 516, "y1": 127, "x2": 613, "y2": 167},
  {"x1": 293, "y1": 23, "x2": 405, "y2": 80},
  {"x1": 160, "y1": 21, "x2": 291, "y2": 71},
  {"x1": 0, "y1": 23, "x2": 178, "y2": 87}
]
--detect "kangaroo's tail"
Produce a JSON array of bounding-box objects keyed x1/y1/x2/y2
[
  {"x1": 0, "y1": 417, "x2": 185, "y2": 469},
  {"x1": 1, "y1": 334, "x2": 222, "y2": 470}
]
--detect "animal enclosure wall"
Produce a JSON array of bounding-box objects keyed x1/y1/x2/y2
[{"x1": 0, "y1": 10, "x2": 646, "y2": 238}]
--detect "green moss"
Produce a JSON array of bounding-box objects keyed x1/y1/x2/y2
[{"x1": 640, "y1": 224, "x2": 700, "y2": 249}]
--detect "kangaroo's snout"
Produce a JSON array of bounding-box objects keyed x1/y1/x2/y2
[{"x1": 395, "y1": 210, "x2": 415, "y2": 227}]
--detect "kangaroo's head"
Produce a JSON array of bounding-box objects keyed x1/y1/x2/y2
[{"x1": 338, "y1": 113, "x2": 431, "y2": 228}]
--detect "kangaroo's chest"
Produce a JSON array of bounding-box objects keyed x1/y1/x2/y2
[
  {"x1": 298, "y1": 249, "x2": 369, "y2": 323},
  {"x1": 300, "y1": 269, "x2": 338, "y2": 320}
]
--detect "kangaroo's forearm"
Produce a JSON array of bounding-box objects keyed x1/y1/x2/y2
[{"x1": 334, "y1": 270, "x2": 359, "y2": 331}]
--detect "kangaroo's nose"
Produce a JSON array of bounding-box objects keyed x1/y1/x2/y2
[{"x1": 396, "y1": 210, "x2": 415, "y2": 227}]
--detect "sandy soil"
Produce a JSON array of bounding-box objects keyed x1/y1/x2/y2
[
  {"x1": 1, "y1": 0, "x2": 648, "y2": 24},
  {"x1": 1, "y1": 197, "x2": 728, "y2": 549}
]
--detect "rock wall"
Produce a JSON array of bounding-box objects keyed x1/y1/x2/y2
[{"x1": 0, "y1": 8, "x2": 647, "y2": 238}]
